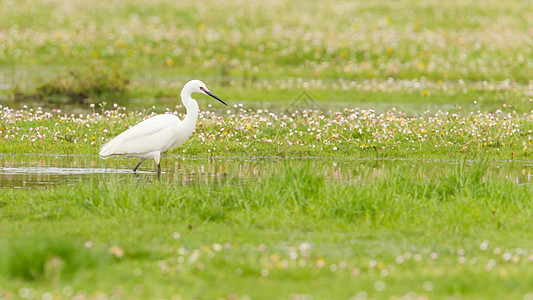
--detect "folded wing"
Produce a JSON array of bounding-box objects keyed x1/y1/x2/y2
[{"x1": 99, "y1": 114, "x2": 183, "y2": 158}]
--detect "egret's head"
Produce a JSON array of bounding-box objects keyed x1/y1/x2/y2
[{"x1": 184, "y1": 80, "x2": 227, "y2": 106}]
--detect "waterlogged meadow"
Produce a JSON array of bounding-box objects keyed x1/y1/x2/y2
[
  {"x1": 3, "y1": 0, "x2": 533, "y2": 298},
  {"x1": 2, "y1": 0, "x2": 533, "y2": 106},
  {"x1": 2, "y1": 103, "x2": 533, "y2": 298},
  {"x1": 3, "y1": 160, "x2": 533, "y2": 299},
  {"x1": 2, "y1": 103, "x2": 533, "y2": 159},
  {"x1": 3, "y1": 153, "x2": 533, "y2": 189}
]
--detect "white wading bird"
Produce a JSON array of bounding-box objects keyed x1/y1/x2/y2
[{"x1": 99, "y1": 80, "x2": 227, "y2": 174}]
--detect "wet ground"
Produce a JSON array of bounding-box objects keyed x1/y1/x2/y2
[{"x1": 1, "y1": 154, "x2": 532, "y2": 189}]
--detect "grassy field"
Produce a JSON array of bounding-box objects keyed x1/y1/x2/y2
[
  {"x1": 1, "y1": 0, "x2": 533, "y2": 106},
  {"x1": 2, "y1": 0, "x2": 533, "y2": 299},
  {"x1": 2, "y1": 103, "x2": 533, "y2": 159},
  {"x1": 2, "y1": 0, "x2": 532, "y2": 81},
  {"x1": 2, "y1": 163, "x2": 533, "y2": 299}
]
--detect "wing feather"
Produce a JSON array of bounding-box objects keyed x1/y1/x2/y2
[{"x1": 99, "y1": 114, "x2": 183, "y2": 157}]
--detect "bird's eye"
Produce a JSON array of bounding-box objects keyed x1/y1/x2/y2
[{"x1": 199, "y1": 87, "x2": 205, "y2": 91}]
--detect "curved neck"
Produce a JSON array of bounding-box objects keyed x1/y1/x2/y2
[{"x1": 181, "y1": 90, "x2": 200, "y2": 127}]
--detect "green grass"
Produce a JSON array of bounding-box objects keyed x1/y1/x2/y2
[
  {"x1": 1, "y1": 0, "x2": 533, "y2": 102},
  {"x1": 2, "y1": 103, "x2": 533, "y2": 160},
  {"x1": 2, "y1": 162, "x2": 533, "y2": 298},
  {"x1": 2, "y1": 0, "x2": 533, "y2": 298},
  {"x1": 0, "y1": 236, "x2": 109, "y2": 282},
  {"x1": 0, "y1": 0, "x2": 530, "y2": 81}
]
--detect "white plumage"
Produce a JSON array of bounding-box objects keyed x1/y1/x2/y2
[
  {"x1": 99, "y1": 80, "x2": 227, "y2": 174},
  {"x1": 99, "y1": 114, "x2": 190, "y2": 159}
]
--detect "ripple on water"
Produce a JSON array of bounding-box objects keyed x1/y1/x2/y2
[
  {"x1": 1, "y1": 155, "x2": 533, "y2": 189},
  {"x1": 0, "y1": 167, "x2": 132, "y2": 175}
]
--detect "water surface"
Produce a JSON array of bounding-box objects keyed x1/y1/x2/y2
[{"x1": 1, "y1": 154, "x2": 532, "y2": 189}]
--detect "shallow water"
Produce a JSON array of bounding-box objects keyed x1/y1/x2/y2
[{"x1": 1, "y1": 154, "x2": 533, "y2": 189}]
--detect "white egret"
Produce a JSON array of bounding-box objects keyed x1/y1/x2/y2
[{"x1": 99, "y1": 80, "x2": 227, "y2": 174}]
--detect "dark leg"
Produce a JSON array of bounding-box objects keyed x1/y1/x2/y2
[
  {"x1": 157, "y1": 163, "x2": 161, "y2": 174},
  {"x1": 133, "y1": 159, "x2": 144, "y2": 172}
]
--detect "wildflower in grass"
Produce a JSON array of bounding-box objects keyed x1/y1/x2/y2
[
  {"x1": 109, "y1": 246, "x2": 124, "y2": 258},
  {"x1": 316, "y1": 258, "x2": 325, "y2": 268},
  {"x1": 1, "y1": 102, "x2": 532, "y2": 157}
]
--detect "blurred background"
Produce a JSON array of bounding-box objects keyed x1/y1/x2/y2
[{"x1": 0, "y1": 0, "x2": 532, "y2": 111}]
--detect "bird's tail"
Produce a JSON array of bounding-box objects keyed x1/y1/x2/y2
[{"x1": 98, "y1": 142, "x2": 113, "y2": 158}]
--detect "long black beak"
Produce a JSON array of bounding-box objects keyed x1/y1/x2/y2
[{"x1": 201, "y1": 87, "x2": 227, "y2": 106}]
